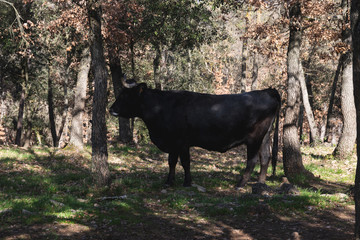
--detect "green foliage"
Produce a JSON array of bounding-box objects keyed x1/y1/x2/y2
[{"x1": 138, "y1": 0, "x2": 214, "y2": 49}]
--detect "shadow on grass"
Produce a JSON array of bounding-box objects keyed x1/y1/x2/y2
[{"x1": 0, "y1": 145, "x2": 355, "y2": 239}]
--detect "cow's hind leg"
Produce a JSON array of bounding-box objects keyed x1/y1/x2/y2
[
  {"x1": 180, "y1": 148, "x2": 192, "y2": 187},
  {"x1": 258, "y1": 127, "x2": 271, "y2": 183},
  {"x1": 236, "y1": 143, "x2": 261, "y2": 188},
  {"x1": 166, "y1": 152, "x2": 179, "y2": 186}
]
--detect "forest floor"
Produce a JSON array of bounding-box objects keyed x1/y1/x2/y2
[{"x1": 0, "y1": 144, "x2": 356, "y2": 239}]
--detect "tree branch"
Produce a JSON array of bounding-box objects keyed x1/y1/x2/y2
[{"x1": 0, "y1": 0, "x2": 29, "y2": 47}]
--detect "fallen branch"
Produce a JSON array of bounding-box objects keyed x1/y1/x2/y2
[{"x1": 96, "y1": 195, "x2": 128, "y2": 201}]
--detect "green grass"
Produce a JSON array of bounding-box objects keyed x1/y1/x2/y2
[{"x1": 0, "y1": 144, "x2": 355, "y2": 238}]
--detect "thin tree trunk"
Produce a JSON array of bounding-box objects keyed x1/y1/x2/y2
[
  {"x1": 240, "y1": 29, "x2": 247, "y2": 93},
  {"x1": 351, "y1": 0, "x2": 360, "y2": 237},
  {"x1": 23, "y1": 121, "x2": 32, "y2": 148},
  {"x1": 299, "y1": 64, "x2": 320, "y2": 144},
  {"x1": 15, "y1": 86, "x2": 25, "y2": 146},
  {"x1": 320, "y1": 103, "x2": 328, "y2": 142},
  {"x1": 251, "y1": 52, "x2": 259, "y2": 91},
  {"x1": 130, "y1": 39, "x2": 136, "y2": 78},
  {"x1": 187, "y1": 49, "x2": 192, "y2": 82},
  {"x1": 70, "y1": 47, "x2": 91, "y2": 148},
  {"x1": 15, "y1": 58, "x2": 28, "y2": 146},
  {"x1": 88, "y1": 1, "x2": 110, "y2": 186},
  {"x1": 57, "y1": 87, "x2": 68, "y2": 147},
  {"x1": 109, "y1": 55, "x2": 133, "y2": 144},
  {"x1": 283, "y1": 1, "x2": 314, "y2": 181},
  {"x1": 325, "y1": 55, "x2": 343, "y2": 142},
  {"x1": 333, "y1": 51, "x2": 357, "y2": 158},
  {"x1": 48, "y1": 63, "x2": 58, "y2": 147},
  {"x1": 153, "y1": 45, "x2": 162, "y2": 90},
  {"x1": 58, "y1": 50, "x2": 72, "y2": 147}
]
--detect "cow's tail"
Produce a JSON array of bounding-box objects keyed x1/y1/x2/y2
[{"x1": 271, "y1": 101, "x2": 280, "y2": 177}]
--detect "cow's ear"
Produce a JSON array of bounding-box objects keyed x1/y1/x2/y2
[{"x1": 137, "y1": 83, "x2": 147, "y2": 95}]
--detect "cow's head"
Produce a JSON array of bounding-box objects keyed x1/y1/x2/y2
[{"x1": 109, "y1": 75, "x2": 147, "y2": 118}]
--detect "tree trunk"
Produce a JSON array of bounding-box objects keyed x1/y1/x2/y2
[
  {"x1": 47, "y1": 63, "x2": 58, "y2": 147},
  {"x1": 325, "y1": 55, "x2": 343, "y2": 142},
  {"x1": 23, "y1": 121, "x2": 32, "y2": 148},
  {"x1": 251, "y1": 52, "x2": 259, "y2": 91},
  {"x1": 58, "y1": 50, "x2": 72, "y2": 147},
  {"x1": 299, "y1": 64, "x2": 320, "y2": 144},
  {"x1": 15, "y1": 85, "x2": 25, "y2": 146},
  {"x1": 334, "y1": 0, "x2": 357, "y2": 159},
  {"x1": 153, "y1": 45, "x2": 162, "y2": 90},
  {"x1": 333, "y1": 51, "x2": 356, "y2": 158},
  {"x1": 320, "y1": 103, "x2": 328, "y2": 142},
  {"x1": 240, "y1": 28, "x2": 248, "y2": 93},
  {"x1": 70, "y1": 47, "x2": 91, "y2": 148},
  {"x1": 130, "y1": 39, "x2": 136, "y2": 77},
  {"x1": 15, "y1": 58, "x2": 28, "y2": 146},
  {"x1": 109, "y1": 55, "x2": 133, "y2": 144},
  {"x1": 283, "y1": 2, "x2": 314, "y2": 181},
  {"x1": 187, "y1": 49, "x2": 192, "y2": 83},
  {"x1": 351, "y1": 0, "x2": 360, "y2": 237},
  {"x1": 88, "y1": 1, "x2": 110, "y2": 186}
]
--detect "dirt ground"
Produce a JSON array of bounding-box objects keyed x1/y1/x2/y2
[{"x1": 1, "y1": 204, "x2": 355, "y2": 239}]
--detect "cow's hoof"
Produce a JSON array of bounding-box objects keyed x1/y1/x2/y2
[
  {"x1": 183, "y1": 182, "x2": 192, "y2": 187},
  {"x1": 236, "y1": 177, "x2": 248, "y2": 189},
  {"x1": 164, "y1": 181, "x2": 174, "y2": 188}
]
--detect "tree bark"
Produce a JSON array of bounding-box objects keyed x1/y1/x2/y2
[
  {"x1": 298, "y1": 103, "x2": 305, "y2": 143},
  {"x1": 153, "y1": 45, "x2": 162, "y2": 90},
  {"x1": 240, "y1": 25, "x2": 248, "y2": 93},
  {"x1": 283, "y1": 1, "x2": 314, "y2": 181},
  {"x1": 334, "y1": 0, "x2": 357, "y2": 159},
  {"x1": 70, "y1": 47, "x2": 91, "y2": 148},
  {"x1": 58, "y1": 50, "x2": 72, "y2": 147},
  {"x1": 333, "y1": 51, "x2": 357, "y2": 158},
  {"x1": 15, "y1": 85, "x2": 25, "y2": 146},
  {"x1": 130, "y1": 39, "x2": 136, "y2": 77},
  {"x1": 351, "y1": 0, "x2": 360, "y2": 237},
  {"x1": 325, "y1": 55, "x2": 342, "y2": 142},
  {"x1": 109, "y1": 55, "x2": 133, "y2": 144},
  {"x1": 251, "y1": 52, "x2": 259, "y2": 91},
  {"x1": 88, "y1": 1, "x2": 110, "y2": 186},
  {"x1": 15, "y1": 58, "x2": 28, "y2": 146},
  {"x1": 47, "y1": 63, "x2": 58, "y2": 147},
  {"x1": 23, "y1": 121, "x2": 32, "y2": 148},
  {"x1": 299, "y1": 63, "x2": 320, "y2": 144}
]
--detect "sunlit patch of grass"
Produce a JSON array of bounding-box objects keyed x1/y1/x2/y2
[
  {"x1": 161, "y1": 194, "x2": 188, "y2": 210},
  {"x1": 305, "y1": 161, "x2": 354, "y2": 184},
  {"x1": 109, "y1": 144, "x2": 137, "y2": 155}
]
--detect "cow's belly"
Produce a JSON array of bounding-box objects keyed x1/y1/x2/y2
[
  {"x1": 190, "y1": 136, "x2": 246, "y2": 153},
  {"x1": 148, "y1": 127, "x2": 247, "y2": 154}
]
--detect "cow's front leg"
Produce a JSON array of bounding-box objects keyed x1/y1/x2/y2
[
  {"x1": 166, "y1": 152, "x2": 178, "y2": 186},
  {"x1": 180, "y1": 148, "x2": 192, "y2": 187}
]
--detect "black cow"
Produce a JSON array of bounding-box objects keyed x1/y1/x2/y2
[{"x1": 110, "y1": 78, "x2": 280, "y2": 188}]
